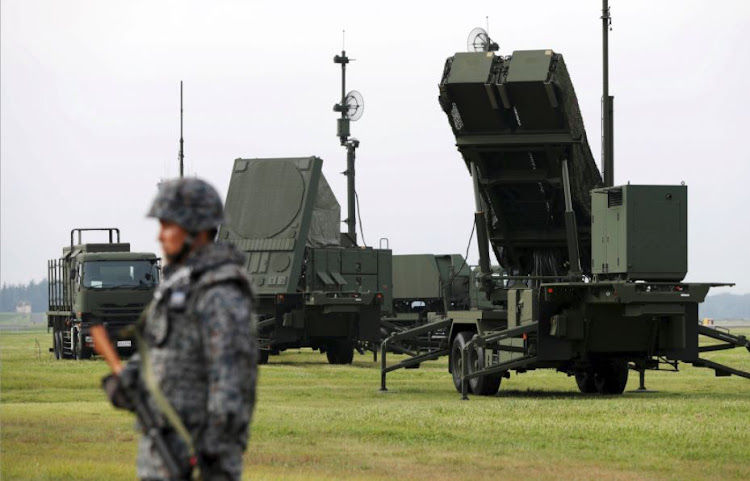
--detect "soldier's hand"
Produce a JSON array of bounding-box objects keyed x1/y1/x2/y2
[{"x1": 101, "y1": 374, "x2": 134, "y2": 410}]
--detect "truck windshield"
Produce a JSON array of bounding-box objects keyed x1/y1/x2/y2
[{"x1": 82, "y1": 260, "x2": 159, "y2": 289}]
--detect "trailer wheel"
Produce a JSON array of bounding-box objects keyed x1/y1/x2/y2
[
  {"x1": 468, "y1": 338, "x2": 502, "y2": 396},
  {"x1": 451, "y1": 332, "x2": 501, "y2": 396},
  {"x1": 450, "y1": 332, "x2": 467, "y2": 392},
  {"x1": 326, "y1": 340, "x2": 354, "y2": 365},
  {"x1": 575, "y1": 370, "x2": 597, "y2": 393},
  {"x1": 594, "y1": 360, "x2": 629, "y2": 395},
  {"x1": 337, "y1": 343, "x2": 354, "y2": 364}
]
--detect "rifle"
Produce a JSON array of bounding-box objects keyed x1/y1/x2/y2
[{"x1": 92, "y1": 325, "x2": 186, "y2": 478}]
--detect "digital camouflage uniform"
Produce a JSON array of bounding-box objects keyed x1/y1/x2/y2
[{"x1": 118, "y1": 178, "x2": 258, "y2": 481}]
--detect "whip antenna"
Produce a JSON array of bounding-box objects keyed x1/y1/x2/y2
[{"x1": 179, "y1": 81, "x2": 184, "y2": 178}]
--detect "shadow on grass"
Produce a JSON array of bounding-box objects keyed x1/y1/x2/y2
[
  {"x1": 492, "y1": 388, "x2": 692, "y2": 400},
  {"x1": 264, "y1": 358, "x2": 381, "y2": 368},
  {"x1": 492, "y1": 389, "x2": 583, "y2": 399},
  {"x1": 492, "y1": 389, "x2": 653, "y2": 399}
]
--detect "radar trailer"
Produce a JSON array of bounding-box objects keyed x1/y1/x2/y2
[
  {"x1": 216, "y1": 47, "x2": 392, "y2": 365},
  {"x1": 218, "y1": 157, "x2": 391, "y2": 364}
]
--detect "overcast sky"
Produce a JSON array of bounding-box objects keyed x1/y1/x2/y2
[{"x1": 2, "y1": 0, "x2": 749, "y2": 294}]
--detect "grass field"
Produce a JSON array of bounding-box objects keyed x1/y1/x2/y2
[{"x1": 2, "y1": 326, "x2": 750, "y2": 481}]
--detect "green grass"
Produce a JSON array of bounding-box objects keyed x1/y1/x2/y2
[
  {"x1": 0, "y1": 313, "x2": 33, "y2": 326},
  {"x1": 2, "y1": 328, "x2": 750, "y2": 480}
]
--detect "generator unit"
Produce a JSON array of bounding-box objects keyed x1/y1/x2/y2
[{"x1": 591, "y1": 184, "x2": 687, "y2": 281}]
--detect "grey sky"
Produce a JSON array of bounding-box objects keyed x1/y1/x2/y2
[{"x1": 2, "y1": 0, "x2": 749, "y2": 294}]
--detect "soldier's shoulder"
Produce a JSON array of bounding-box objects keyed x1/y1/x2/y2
[
  {"x1": 196, "y1": 281, "x2": 249, "y2": 306},
  {"x1": 192, "y1": 281, "x2": 250, "y2": 320}
]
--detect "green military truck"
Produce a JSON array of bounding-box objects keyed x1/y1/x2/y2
[
  {"x1": 218, "y1": 157, "x2": 392, "y2": 364},
  {"x1": 47, "y1": 228, "x2": 159, "y2": 360}
]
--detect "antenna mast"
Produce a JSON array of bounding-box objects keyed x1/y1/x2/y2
[
  {"x1": 179, "y1": 81, "x2": 184, "y2": 178},
  {"x1": 333, "y1": 32, "x2": 364, "y2": 246},
  {"x1": 602, "y1": 1, "x2": 614, "y2": 186}
]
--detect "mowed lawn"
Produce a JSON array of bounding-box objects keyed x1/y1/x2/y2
[{"x1": 2, "y1": 326, "x2": 750, "y2": 481}]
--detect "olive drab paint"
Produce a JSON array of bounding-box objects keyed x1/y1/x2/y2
[
  {"x1": 218, "y1": 157, "x2": 391, "y2": 365},
  {"x1": 47, "y1": 228, "x2": 159, "y2": 361},
  {"x1": 379, "y1": 34, "x2": 750, "y2": 397}
]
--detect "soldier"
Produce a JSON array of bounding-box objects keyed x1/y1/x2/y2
[{"x1": 104, "y1": 177, "x2": 258, "y2": 481}]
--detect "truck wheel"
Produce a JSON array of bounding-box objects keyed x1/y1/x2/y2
[
  {"x1": 74, "y1": 331, "x2": 92, "y2": 360},
  {"x1": 575, "y1": 370, "x2": 597, "y2": 393},
  {"x1": 451, "y1": 331, "x2": 501, "y2": 396},
  {"x1": 60, "y1": 331, "x2": 72, "y2": 359},
  {"x1": 258, "y1": 349, "x2": 269, "y2": 365},
  {"x1": 594, "y1": 360, "x2": 629, "y2": 395},
  {"x1": 53, "y1": 332, "x2": 62, "y2": 360}
]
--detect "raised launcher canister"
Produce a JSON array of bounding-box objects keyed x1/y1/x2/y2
[
  {"x1": 218, "y1": 157, "x2": 392, "y2": 365},
  {"x1": 439, "y1": 49, "x2": 603, "y2": 280},
  {"x1": 379, "y1": 49, "x2": 749, "y2": 398}
]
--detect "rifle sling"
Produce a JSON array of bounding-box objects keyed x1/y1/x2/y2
[{"x1": 135, "y1": 306, "x2": 202, "y2": 481}]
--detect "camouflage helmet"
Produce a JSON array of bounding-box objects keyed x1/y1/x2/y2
[{"x1": 147, "y1": 177, "x2": 224, "y2": 233}]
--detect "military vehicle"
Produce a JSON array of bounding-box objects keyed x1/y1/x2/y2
[
  {"x1": 391, "y1": 255, "x2": 472, "y2": 322},
  {"x1": 383, "y1": 254, "x2": 501, "y2": 361},
  {"x1": 215, "y1": 48, "x2": 391, "y2": 365},
  {"x1": 218, "y1": 157, "x2": 392, "y2": 364},
  {"x1": 389, "y1": 255, "x2": 502, "y2": 320},
  {"x1": 379, "y1": 23, "x2": 750, "y2": 397},
  {"x1": 47, "y1": 228, "x2": 159, "y2": 359}
]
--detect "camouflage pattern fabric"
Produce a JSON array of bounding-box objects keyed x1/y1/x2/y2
[
  {"x1": 148, "y1": 178, "x2": 225, "y2": 233},
  {"x1": 120, "y1": 242, "x2": 257, "y2": 481}
]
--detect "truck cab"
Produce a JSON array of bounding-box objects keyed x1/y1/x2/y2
[{"x1": 47, "y1": 228, "x2": 159, "y2": 359}]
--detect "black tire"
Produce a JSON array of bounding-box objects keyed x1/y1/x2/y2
[
  {"x1": 594, "y1": 360, "x2": 629, "y2": 395},
  {"x1": 74, "y1": 330, "x2": 92, "y2": 360},
  {"x1": 60, "y1": 331, "x2": 73, "y2": 359},
  {"x1": 326, "y1": 348, "x2": 338, "y2": 364},
  {"x1": 53, "y1": 331, "x2": 62, "y2": 360},
  {"x1": 326, "y1": 340, "x2": 354, "y2": 365},
  {"x1": 451, "y1": 331, "x2": 501, "y2": 396},
  {"x1": 336, "y1": 341, "x2": 354, "y2": 365},
  {"x1": 575, "y1": 370, "x2": 597, "y2": 393},
  {"x1": 258, "y1": 349, "x2": 270, "y2": 365},
  {"x1": 451, "y1": 331, "x2": 470, "y2": 392},
  {"x1": 467, "y1": 336, "x2": 502, "y2": 396}
]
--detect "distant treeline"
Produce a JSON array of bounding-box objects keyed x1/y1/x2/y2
[
  {"x1": 0, "y1": 279, "x2": 48, "y2": 312},
  {"x1": 700, "y1": 293, "x2": 750, "y2": 320}
]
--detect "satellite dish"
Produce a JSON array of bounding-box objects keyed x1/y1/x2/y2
[
  {"x1": 344, "y1": 90, "x2": 364, "y2": 121},
  {"x1": 467, "y1": 27, "x2": 499, "y2": 52}
]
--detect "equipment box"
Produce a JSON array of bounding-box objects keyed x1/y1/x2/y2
[{"x1": 591, "y1": 184, "x2": 687, "y2": 281}]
